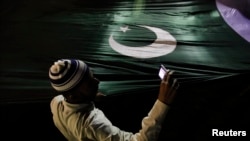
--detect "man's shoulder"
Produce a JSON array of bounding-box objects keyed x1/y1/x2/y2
[{"x1": 85, "y1": 108, "x2": 112, "y2": 126}]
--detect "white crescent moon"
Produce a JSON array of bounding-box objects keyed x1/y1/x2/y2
[{"x1": 109, "y1": 25, "x2": 177, "y2": 58}]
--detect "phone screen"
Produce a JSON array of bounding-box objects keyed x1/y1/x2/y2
[{"x1": 159, "y1": 65, "x2": 167, "y2": 80}]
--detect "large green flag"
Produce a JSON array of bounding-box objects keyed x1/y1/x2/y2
[
  {"x1": 1, "y1": 0, "x2": 250, "y2": 103},
  {"x1": 1, "y1": 1, "x2": 250, "y2": 140}
]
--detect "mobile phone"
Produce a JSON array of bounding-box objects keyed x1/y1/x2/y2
[{"x1": 158, "y1": 65, "x2": 168, "y2": 80}]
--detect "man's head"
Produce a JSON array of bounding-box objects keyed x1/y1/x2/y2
[{"x1": 49, "y1": 59, "x2": 99, "y2": 102}]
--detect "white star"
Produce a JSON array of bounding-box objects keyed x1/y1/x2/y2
[{"x1": 120, "y1": 26, "x2": 130, "y2": 33}]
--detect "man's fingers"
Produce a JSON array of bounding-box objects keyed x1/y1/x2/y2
[
  {"x1": 165, "y1": 78, "x2": 179, "y2": 105},
  {"x1": 162, "y1": 71, "x2": 169, "y2": 81},
  {"x1": 159, "y1": 69, "x2": 180, "y2": 105},
  {"x1": 163, "y1": 70, "x2": 175, "y2": 84},
  {"x1": 168, "y1": 78, "x2": 179, "y2": 95},
  {"x1": 172, "y1": 78, "x2": 179, "y2": 89}
]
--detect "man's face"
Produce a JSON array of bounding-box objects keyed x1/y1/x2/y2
[{"x1": 77, "y1": 70, "x2": 100, "y2": 100}]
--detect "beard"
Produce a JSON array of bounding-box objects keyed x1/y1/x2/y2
[{"x1": 88, "y1": 85, "x2": 99, "y2": 101}]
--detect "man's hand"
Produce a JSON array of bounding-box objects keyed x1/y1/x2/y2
[{"x1": 158, "y1": 70, "x2": 179, "y2": 105}]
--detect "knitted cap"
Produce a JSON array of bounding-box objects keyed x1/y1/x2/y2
[{"x1": 49, "y1": 59, "x2": 88, "y2": 92}]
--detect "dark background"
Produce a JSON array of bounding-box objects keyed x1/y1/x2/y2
[{"x1": 1, "y1": 0, "x2": 250, "y2": 140}]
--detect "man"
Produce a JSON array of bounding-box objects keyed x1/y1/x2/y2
[{"x1": 49, "y1": 59, "x2": 178, "y2": 141}]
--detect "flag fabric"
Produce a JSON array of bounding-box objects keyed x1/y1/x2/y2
[
  {"x1": 1, "y1": 0, "x2": 250, "y2": 140},
  {"x1": 0, "y1": 0, "x2": 250, "y2": 103}
]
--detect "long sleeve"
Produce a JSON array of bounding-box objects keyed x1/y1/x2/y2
[
  {"x1": 133, "y1": 99, "x2": 169, "y2": 141},
  {"x1": 84, "y1": 99, "x2": 169, "y2": 141}
]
